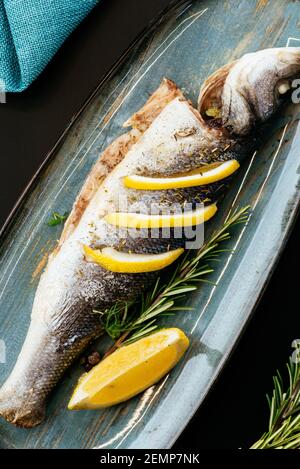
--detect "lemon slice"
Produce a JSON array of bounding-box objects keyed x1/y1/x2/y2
[
  {"x1": 105, "y1": 205, "x2": 217, "y2": 229},
  {"x1": 83, "y1": 245, "x2": 184, "y2": 273},
  {"x1": 68, "y1": 328, "x2": 189, "y2": 410},
  {"x1": 124, "y1": 160, "x2": 240, "y2": 190},
  {"x1": 104, "y1": 203, "x2": 217, "y2": 229}
]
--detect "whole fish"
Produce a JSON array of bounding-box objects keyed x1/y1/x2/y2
[{"x1": 0, "y1": 48, "x2": 299, "y2": 428}]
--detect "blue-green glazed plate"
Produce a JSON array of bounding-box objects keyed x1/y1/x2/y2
[{"x1": 0, "y1": 0, "x2": 300, "y2": 449}]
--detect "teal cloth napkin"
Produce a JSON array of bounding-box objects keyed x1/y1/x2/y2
[{"x1": 0, "y1": 0, "x2": 99, "y2": 92}]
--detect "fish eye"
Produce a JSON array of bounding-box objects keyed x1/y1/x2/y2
[{"x1": 277, "y1": 79, "x2": 291, "y2": 96}]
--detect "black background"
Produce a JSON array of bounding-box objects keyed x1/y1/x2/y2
[{"x1": 0, "y1": 0, "x2": 299, "y2": 449}]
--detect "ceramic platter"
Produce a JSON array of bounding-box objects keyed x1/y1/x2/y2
[{"x1": 0, "y1": 0, "x2": 300, "y2": 449}]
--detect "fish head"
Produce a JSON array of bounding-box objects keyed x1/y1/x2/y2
[
  {"x1": 199, "y1": 48, "x2": 300, "y2": 136},
  {"x1": 222, "y1": 47, "x2": 300, "y2": 135}
]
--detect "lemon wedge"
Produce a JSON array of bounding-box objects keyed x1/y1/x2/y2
[
  {"x1": 104, "y1": 203, "x2": 217, "y2": 229},
  {"x1": 83, "y1": 245, "x2": 184, "y2": 273},
  {"x1": 124, "y1": 160, "x2": 240, "y2": 190},
  {"x1": 68, "y1": 328, "x2": 189, "y2": 410}
]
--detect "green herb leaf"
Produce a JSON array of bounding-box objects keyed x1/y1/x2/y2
[
  {"x1": 47, "y1": 211, "x2": 69, "y2": 226},
  {"x1": 100, "y1": 206, "x2": 250, "y2": 351},
  {"x1": 251, "y1": 341, "x2": 300, "y2": 449}
]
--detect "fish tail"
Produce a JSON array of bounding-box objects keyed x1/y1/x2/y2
[
  {"x1": 0, "y1": 386, "x2": 46, "y2": 428},
  {"x1": 0, "y1": 315, "x2": 102, "y2": 427}
]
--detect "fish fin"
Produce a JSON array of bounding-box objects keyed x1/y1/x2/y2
[
  {"x1": 198, "y1": 61, "x2": 236, "y2": 119},
  {"x1": 123, "y1": 78, "x2": 185, "y2": 132},
  {"x1": 0, "y1": 391, "x2": 45, "y2": 428}
]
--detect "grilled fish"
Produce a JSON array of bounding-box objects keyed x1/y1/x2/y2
[{"x1": 0, "y1": 47, "x2": 299, "y2": 428}]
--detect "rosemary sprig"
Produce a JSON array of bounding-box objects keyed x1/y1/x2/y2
[
  {"x1": 96, "y1": 205, "x2": 249, "y2": 357},
  {"x1": 47, "y1": 211, "x2": 69, "y2": 226},
  {"x1": 251, "y1": 342, "x2": 300, "y2": 449}
]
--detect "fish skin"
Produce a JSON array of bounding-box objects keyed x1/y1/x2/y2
[{"x1": 0, "y1": 48, "x2": 299, "y2": 428}]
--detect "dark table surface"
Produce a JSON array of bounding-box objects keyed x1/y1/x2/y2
[{"x1": 0, "y1": 0, "x2": 299, "y2": 449}]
